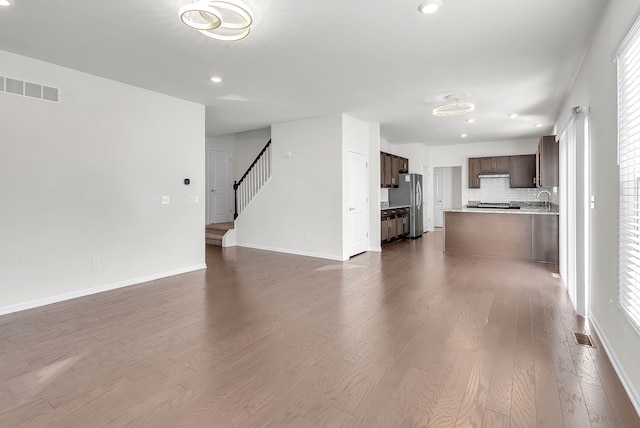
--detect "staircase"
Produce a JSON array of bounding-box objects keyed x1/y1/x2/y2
[
  {"x1": 234, "y1": 139, "x2": 272, "y2": 218},
  {"x1": 205, "y1": 222, "x2": 234, "y2": 246}
]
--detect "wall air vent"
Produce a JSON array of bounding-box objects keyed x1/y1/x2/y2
[{"x1": 0, "y1": 76, "x2": 60, "y2": 103}]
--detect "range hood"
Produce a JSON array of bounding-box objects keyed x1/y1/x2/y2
[{"x1": 478, "y1": 173, "x2": 510, "y2": 178}]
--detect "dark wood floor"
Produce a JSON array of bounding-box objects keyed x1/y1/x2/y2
[{"x1": 1, "y1": 231, "x2": 638, "y2": 427}]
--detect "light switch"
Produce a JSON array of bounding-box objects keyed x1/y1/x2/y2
[
  {"x1": 162, "y1": 196, "x2": 170, "y2": 205},
  {"x1": 590, "y1": 195, "x2": 595, "y2": 210},
  {"x1": 189, "y1": 195, "x2": 198, "y2": 203}
]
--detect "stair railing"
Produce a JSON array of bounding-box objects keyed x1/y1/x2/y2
[{"x1": 233, "y1": 139, "x2": 272, "y2": 219}]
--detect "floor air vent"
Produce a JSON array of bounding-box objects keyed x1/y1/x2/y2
[
  {"x1": 574, "y1": 332, "x2": 594, "y2": 347},
  {"x1": 0, "y1": 76, "x2": 59, "y2": 103}
]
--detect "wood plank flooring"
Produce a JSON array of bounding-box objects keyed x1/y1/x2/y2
[{"x1": 0, "y1": 231, "x2": 638, "y2": 427}]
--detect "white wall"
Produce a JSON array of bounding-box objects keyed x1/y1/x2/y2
[
  {"x1": 0, "y1": 50, "x2": 205, "y2": 314},
  {"x1": 232, "y1": 128, "x2": 271, "y2": 182},
  {"x1": 369, "y1": 123, "x2": 382, "y2": 250},
  {"x1": 235, "y1": 114, "x2": 376, "y2": 260},
  {"x1": 235, "y1": 114, "x2": 345, "y2": 260},
  {"x1": 557, "y1": 0, "x2": 640, "y2": 410}
]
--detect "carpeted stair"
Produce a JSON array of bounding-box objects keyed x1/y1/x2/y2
[{"x1": 205, "y1": 222, "x2": 234, "y2": 246}]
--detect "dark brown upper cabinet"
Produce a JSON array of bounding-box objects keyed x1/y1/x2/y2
[
  {"x1": 509, "y1": 154, "x2": 536, "y2": 188},
  {"x1": 468, "y1": 157, "x2": 481, "y2": 188},
  {"x1": 480, "y1": 156, "x2": 510, "y2": 173},
  {"x1": 536, "y1": 135, "x2": 559, "y2": 188}
]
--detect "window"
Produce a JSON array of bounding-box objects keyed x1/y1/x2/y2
[{"x1": 617, "y1": 11, "x2": 640, "y2": 333}]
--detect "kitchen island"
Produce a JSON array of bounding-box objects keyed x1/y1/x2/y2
[{"x1": 444, "y1": 208, "x2": 559, "y2": 262}]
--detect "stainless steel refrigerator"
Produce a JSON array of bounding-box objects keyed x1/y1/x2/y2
[{"x1": 389, "y1": 173, "x2": 423, "y2": 238}]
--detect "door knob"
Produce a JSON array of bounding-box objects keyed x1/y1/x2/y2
[
  {"x1": 211, "y1": 189, "x2": 216, "y2": 192},
  {"x1": 349, "y1": 207, "x2": 355, "y2": 211}
]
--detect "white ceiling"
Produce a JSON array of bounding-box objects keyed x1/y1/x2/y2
[{"x1": 0, "y1": 0, "x2": 607, "y2": 145}]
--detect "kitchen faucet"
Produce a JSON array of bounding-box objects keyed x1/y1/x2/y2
[{"x1": 536, "y1": 190, "x2": 551, "y2": 209}]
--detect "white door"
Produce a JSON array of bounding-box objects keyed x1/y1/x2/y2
[
  {"x1": 348, "y1": 151, "x2": 369, "y2": 257},
  {"x1": 208, "y1": 149, "x2": 233, "y2": 224},
  {"x1": 434, "y1": 168, "x2": 444, "y2": 227}
]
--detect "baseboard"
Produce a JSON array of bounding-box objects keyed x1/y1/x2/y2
[
  {"x1": 237, "y1": 242, "x2": 346, "y2": 261},
  {"x1": 0, "y1": 264, "x2": 207, "y2": 316},
  {"x1": 369, "y1": 246, "x2": 382, "y2": 252},
  {"x1": 589, "y1": 313, "x2": 640, "y2": 416}
]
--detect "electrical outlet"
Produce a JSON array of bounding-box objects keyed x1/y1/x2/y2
[
  {"x1": 162, "y1": 196, "x2": 170, "y2": 205},
  {"x1": 92, "y1": 258, "x2": 100, "y2": 269},
  {"x1": 188, "y1": 195, "x2": 198, "y2": 203},
  {"x1": 609, "y1": 298, "x2": 614, "y2": 317}
]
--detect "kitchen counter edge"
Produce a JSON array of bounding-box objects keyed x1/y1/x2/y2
[{"x1": 445, "y1": 208, "x2": 559, "y2": 216}]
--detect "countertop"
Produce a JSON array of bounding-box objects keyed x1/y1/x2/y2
[
  {"x1": 445, "y1": 207, "x2": 559, "y2": 216},
  {"x1": 380, "y1": 205, "x2": 410, "y2": 210}
]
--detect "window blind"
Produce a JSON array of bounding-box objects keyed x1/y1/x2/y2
[{"x1": 617, "y1": 12, "x2": 640, "y2": 333}]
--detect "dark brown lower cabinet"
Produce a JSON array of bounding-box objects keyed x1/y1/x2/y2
[
  {"x1": 532, "y1": 214, "x2": 559, "y2": 263},
  {"x1": 381, "y1": 208, "x2": 410, "y2": 245}
]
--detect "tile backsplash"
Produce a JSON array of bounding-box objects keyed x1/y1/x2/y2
[{"x1": 469, "y1": 177, "x2": 545, "y2": 202}]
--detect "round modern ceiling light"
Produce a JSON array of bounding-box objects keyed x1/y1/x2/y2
[
  {"x1": 179, "y1": 0, "x2": 253, "y2": 41},
  {"x1": 210, "y1": 75, "x2": 223, "y2": 83},
  {"x1": 461, "y1": 134, "x2": 468, "y2": 138},
  {"x1": 466, "y1": 118, "x2": 475, "y2": 123},
  {"x1": 433, "y1": 102, "x2": 475, "y2": 117},
  {"x1": 418, "y1": 0, "x2": 443, "y2": 14},
  {"x1": 508, "y1": 113, "x2": 519, "y2": 118}
]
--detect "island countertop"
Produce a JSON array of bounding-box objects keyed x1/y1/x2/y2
[{"x1": 445, "y1": 207, "x2": 558, "y2": 216}]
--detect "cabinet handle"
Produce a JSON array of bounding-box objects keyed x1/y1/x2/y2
[{"x1": 533, "y1": 176, "x2": 536, "y2": 184}]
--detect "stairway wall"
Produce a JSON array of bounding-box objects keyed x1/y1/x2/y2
[{"x1": 236, "y1": 114, "x2": 345, "y2": 260}]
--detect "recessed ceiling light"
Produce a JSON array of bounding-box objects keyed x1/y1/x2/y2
[
  {"x1": 210, "y1": 75, "x2": 223, "y2": 83},
  {"x1": 534, "y1": 123, "x2": 543, "y2": 127},
  {"x1": 508, "y1": 113, "x2": 519, "y2": 118},
  {"x1": 466, "y1": 118, "x2": 475, "y2": 123},
  {"x1": 0, "y1": 0, "x2": 14, "y2": 6},
  {"x1": 461, "y1": 134, "x2": 468, "y2": 138},
  {"x1": 418, "y1": 0, "x2": 443, "y2": 14}
]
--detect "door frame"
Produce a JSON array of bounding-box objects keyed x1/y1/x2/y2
[
  {"x1": 434, "y1": 167, "x2": 445, "y2": 227},
  {"x1": 207, "y1": 149, "x2": 234, "y2": 224},
  {"x1": 347, "y1": 150, "x2": 369, "y2": 258}
]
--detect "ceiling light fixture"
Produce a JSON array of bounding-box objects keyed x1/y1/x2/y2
[
  {"x1": 508, "y1": 113, "x2": 519, "y2": 118},
  {"x1": 461, "y1": 134, "x2": 468, "y2": 138},
  {"x1": 534, "y1": 123, "x2": 543, "y2": 127},
  {"x1": 179, "y1": 0, "x2": 253, "y2": 41},
  {"x1": 433, "y1": 102, "x2": 475, "y2": 117},
  {"x1": 0, "y1": 0, "x2": 14, "y2": 6},
  {"x1": 418, "y1": 0, "x2": 443, "y2": 14},
  {"x1": 210, "y1": 75, "x2": 223, "y2": 83},
  {"x1": 466, "y1": 118, "x2": 475, "y2": 123}
]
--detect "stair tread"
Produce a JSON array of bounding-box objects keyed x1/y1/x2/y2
[{"x1": 205, "y1": 222, "x2": 234, "y2": 232}]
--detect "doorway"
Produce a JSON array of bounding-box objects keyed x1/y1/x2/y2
[
  {"x1": 348, "y1": 151, "x2": 369, "y2": 257},
  {"x1": 433, "y1": 166, "x2": 463, "y2": 228},
  {"x1": 434, "y1": 168, "x2": 444, "y2": 227},
  {"x1": 208, "y1": 149, "x2": 234, "y2": 224}
]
